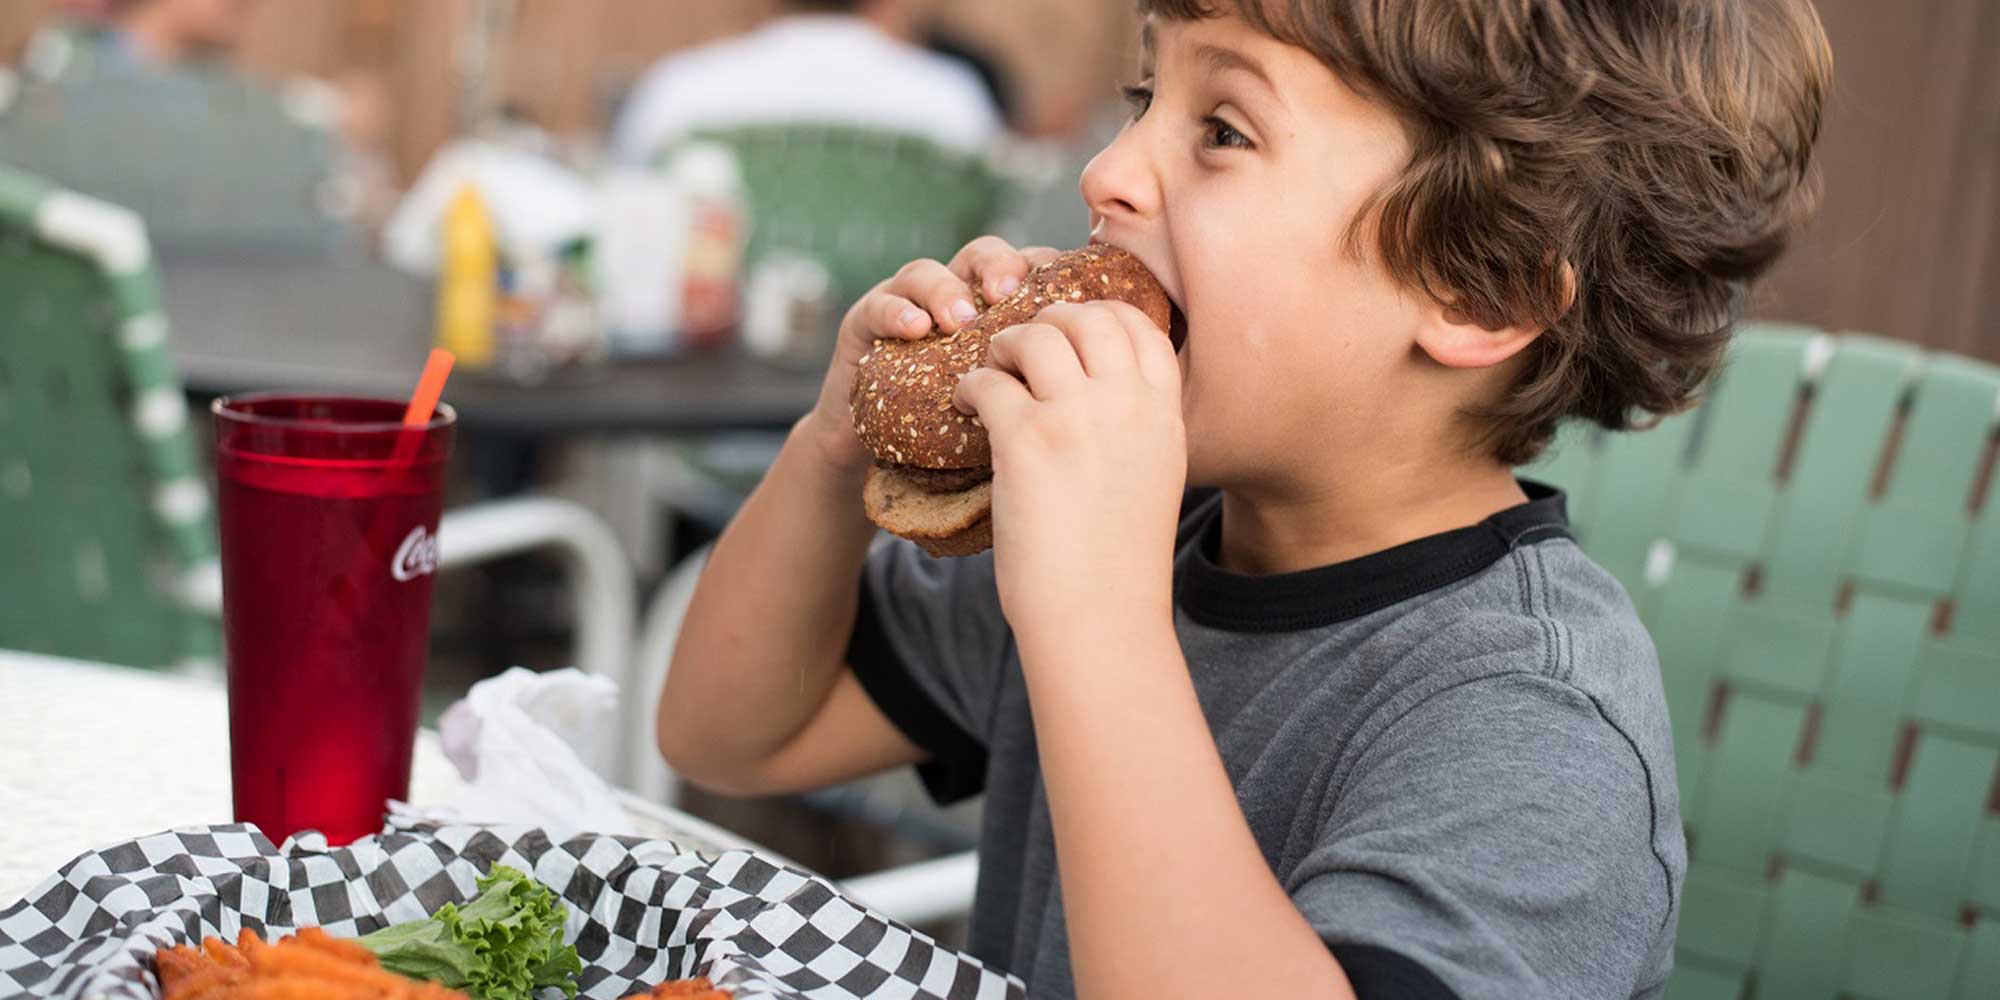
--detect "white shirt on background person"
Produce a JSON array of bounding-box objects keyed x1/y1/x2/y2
[{"x1": 610, "y1": 14, "x2": 1005, "y2": 166}]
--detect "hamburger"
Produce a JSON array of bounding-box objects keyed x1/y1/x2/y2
[{"x1": 849, "y1": 244, "x2": 1175, "y2": 556}]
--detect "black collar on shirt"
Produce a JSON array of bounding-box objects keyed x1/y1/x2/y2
[{"x1": 1173, "y1": 480, "x2": 1572, "y2": 633}]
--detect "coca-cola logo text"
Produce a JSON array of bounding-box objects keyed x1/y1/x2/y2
[{"x1": 392, "y1": 525, "x2": 439, "y2": 582}]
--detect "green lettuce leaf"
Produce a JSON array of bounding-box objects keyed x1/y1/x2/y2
[{"x1": 357, "y1": 864, "x2": 582, "y2": 1000}]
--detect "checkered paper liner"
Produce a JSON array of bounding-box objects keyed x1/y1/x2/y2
[{"x1": 0, "y1": 822, "x2": 1022, "y2": 1000}]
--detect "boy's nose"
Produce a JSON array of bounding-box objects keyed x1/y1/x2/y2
[{"x1": 1081, "y1": 124, "x2": 1161, "y2": 230}]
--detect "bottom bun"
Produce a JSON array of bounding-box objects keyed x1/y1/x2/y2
[{"x1": 863, "y1": 465, "x2": 993, "y2": 557}]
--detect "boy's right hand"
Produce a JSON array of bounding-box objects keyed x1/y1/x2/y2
[{"x1": 802, "y1": 236, "x2": 1062, "y2": 474}]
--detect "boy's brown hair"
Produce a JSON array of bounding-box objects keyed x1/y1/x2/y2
[{"x1": 1141, "y1": 0, "x2": 1834, "y2": 463}]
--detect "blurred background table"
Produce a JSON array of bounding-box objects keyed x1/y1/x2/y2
[
  {"x1": 161, "y1": 257, "x2": 827, "y2": 436},
  {"x1": 0, "y1": 648, "x2": 768, "y2": 904}
]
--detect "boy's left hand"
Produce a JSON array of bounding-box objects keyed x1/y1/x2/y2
[{"x1": 953, "y1": 301, "x2": 1187, "y2": 632}]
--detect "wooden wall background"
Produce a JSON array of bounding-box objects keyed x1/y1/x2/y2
[
  {"x1": 1754, "y1": 1, "x2": 2000, "y2": 363},
  {"x1": 3, "y1": 0, "x2": 1996, "y2": 364}
]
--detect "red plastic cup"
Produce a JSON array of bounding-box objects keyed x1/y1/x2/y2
[{"x1": 212, "y1": 394, "x2": 456, "y2": 845}]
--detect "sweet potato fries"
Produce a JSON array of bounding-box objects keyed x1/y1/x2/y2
[
  {"x1": 153, "y1": 928, "x2": 727, "y2": 1000},
  {"x1": 155, "y1": 928, "x2": 463, "y2": 1000},
  {"x1": 620, "y1": 978, "x2": 728, "y2": 1000}
]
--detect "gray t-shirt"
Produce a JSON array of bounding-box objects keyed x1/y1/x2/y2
[{"x1": 847, "y1": 484, "x2": 1685, "y2": 1000}]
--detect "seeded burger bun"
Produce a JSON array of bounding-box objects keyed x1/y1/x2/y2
[{"x1": 849, "y1": 244, "x2": 1173, "y2": 557}]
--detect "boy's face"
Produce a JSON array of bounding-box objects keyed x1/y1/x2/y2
[{"x1": 1083, "y1": 13, "x2": 1440, "y2": 491}]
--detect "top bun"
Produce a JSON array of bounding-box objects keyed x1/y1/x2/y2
[{"x1": 850, "y1": 244, "x2": 1171, "y2": 470}]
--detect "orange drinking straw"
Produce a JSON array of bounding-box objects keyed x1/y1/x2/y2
[
  {"x1": 403, "y1": 349, "x2": 456, "y2": 425},
  {"x1": 391, "y1": 349, "x2": 455, "y2": 464}
]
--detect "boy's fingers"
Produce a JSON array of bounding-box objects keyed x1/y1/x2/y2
[
  {"x1": 952, "y1": 367, "x2": 1033, "y2": 426},
  {"x1": 1099, "y1": 300, "x2": 1181, "y2": 388},
  {"x1": 1036, "y1": 302, "x2": 1137, "y2": 378},
  {"x1": 1131, "y1": 325, "x2": 1182, "y2": 389},
  {"x1": 947, "y1": 236, "x2": 1018, "y2": 279},
  {"x1": 1020, "y1": 245, "x2": 1062, "y2": 268},
  {"x1": 864, "y1": 291, "x2": 934, "y2": 341},
  {"x1": 951, "y1": 236, "x2": 1033, "y2": 304},
  {"x1": 887, "y1": 257, "x2": 980, "y2": 332},
  {"x1": 987, "y1": 323, "x2": 1085, "y2": 400}
]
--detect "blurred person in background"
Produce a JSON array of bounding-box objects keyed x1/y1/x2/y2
[
  {"x1": 5, "y1": 0, "x2": 400, "y2": 249},
  {"x1": 37, "y1": 0, "x2": 258, "y2": 77},
  {"x1": 609, "y1": 0, "x2": 1004, "y2": 167},
  {"x1": 921, "y1": 29, "x2": 1017, "y2": 134},
  {"x1": 37, "y1": 0, "x2": 390, "y2": 164}
]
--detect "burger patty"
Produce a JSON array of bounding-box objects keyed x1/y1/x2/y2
[{"x1": 876, "y1": 462, "x2": 993, "y2": 493}]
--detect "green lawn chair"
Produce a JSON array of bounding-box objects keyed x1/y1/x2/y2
[
  {"x1": 0, "y1": 166, "x2": 217, "y2": 668},
  {"x1": 1522, "y1": 324, "x2": 2000, "y2": 999},
  {"x1": 670, "y1": 124, "x2": 1007, "y2": 308}
]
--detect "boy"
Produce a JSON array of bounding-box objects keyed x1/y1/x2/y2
[{"x1": 658, "y1": 1, "x2": 1832, "y2": 997}]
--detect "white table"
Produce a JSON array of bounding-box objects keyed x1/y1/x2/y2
[{"x1": 0, "y1": 649, "x2": 767, "y2": 903}]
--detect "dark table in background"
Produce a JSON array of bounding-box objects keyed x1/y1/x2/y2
[{"x1": 160, "y1": 257, "x2": 825, "y2": 435}]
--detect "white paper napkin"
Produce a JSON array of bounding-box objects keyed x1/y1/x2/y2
[{"x1": 396, "y1": 667, "x2": 639, "y2": 837}]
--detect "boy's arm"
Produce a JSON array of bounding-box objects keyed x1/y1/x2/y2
[
  {"x1": 654, "y1": 415, "x2": 922, "y2": 795},
  {"x1": 956, "y1": 301, "x2": 1360, "y2": 999},
  {"x1": 1020, "y1": 627, "x2": 1362, "y2": 999},
  {"x1": 657, "y1": 237, "x2": 1058, "y2": 796}
]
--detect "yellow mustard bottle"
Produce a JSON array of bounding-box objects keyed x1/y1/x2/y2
[{"x1": 436, "y1": 183, "x2": 497, "y2": 367}]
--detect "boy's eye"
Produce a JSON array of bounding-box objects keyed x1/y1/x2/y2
[
  {"x1": 1121, "y1": 84, "x2": 1154, "y2": 119},
  {"x1": 1203, "y1": 116, "x2": 1252, "y2": 151}
]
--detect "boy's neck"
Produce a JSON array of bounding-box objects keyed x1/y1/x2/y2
[{"x1": 1214, "y1": 460, "x2": 1529, "y2": 576}]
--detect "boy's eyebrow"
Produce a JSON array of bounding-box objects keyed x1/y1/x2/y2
[{"x1": 1194, "y1": 42, "x2": 1277, "y2": 96}]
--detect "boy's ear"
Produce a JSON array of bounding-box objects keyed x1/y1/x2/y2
[
  {"x1": 1414, "y1": 308, "x2": 1544, "y2": 370},
  {"x1": 1415, "y1": 263, "x2": 1575, "y2": 370}
]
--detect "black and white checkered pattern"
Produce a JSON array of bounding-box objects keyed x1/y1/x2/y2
[{"x1": 0, "y1": 822, "x2": 1021, "y2": 1000}]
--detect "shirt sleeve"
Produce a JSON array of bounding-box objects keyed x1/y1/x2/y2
[
  {"x1": 1291, "y1": 672, "x2": 1676, "y2": 1000},
  {"x1": 846, "y1": 539, "x2": 1014, "y2": 804}
]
